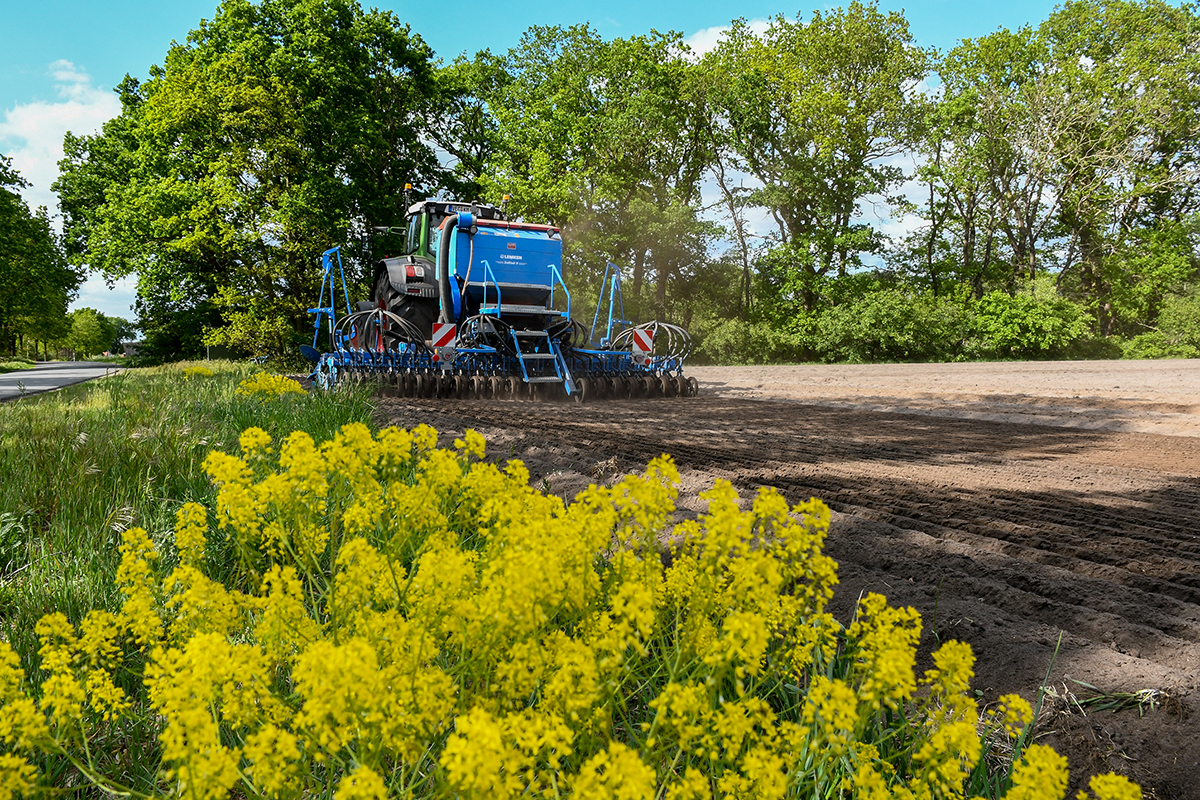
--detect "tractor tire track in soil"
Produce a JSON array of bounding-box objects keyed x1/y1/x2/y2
[{"x1": 377, "y1": 387, "x2": 1200, "y2": 797}]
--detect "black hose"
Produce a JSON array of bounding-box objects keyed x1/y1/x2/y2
[{"x1": 437, "y1": 215, "x2": 458, "y2": 323}]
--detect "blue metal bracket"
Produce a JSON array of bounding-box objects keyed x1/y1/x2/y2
[
  {"x1": 308, "y1": 247, "x2": 354, "y2": 350},
  {"x1": 589, "y1": 262, "x2": 633, "y2": 347},
  {"x1": 549, "y1": 265, "x2": 572, "y2": 318},
  {"x1": 480, "y1": 260, "x2": 502, "y2": 316}
]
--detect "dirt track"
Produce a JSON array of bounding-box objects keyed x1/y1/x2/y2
[{"x1": 377, "y1": 360, "x2": 1200, "y2": 797}]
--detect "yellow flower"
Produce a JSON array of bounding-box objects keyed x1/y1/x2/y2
[
  {"x1": 1080, "y1": 773, "x2": 1141, "y2": 800},
  {"x1": 235, "y1": 373, "x2": 306, "y2": 400},
  {"x1": 411, "y1": 423, "x2": 438, "y2": 453},
  {"x1": 0, "y1": 642, "x2": 24, "y2": 701},
  {"x1": 0, "y1": 754, "x2": 36, "y2": 800},
  {"x1": 182, "y1": 365, "x2": 214, "y2": 379},
  {"x1": 573, "y1": 741, "x2": 657, "y2": 800},
  {"x1": 115, "y1": 527, "x2": 163, "y2": 647},
  {"x1": 335, "y1": 765, "x2": 389, "y2": 800},
  {"x1": 1006, "y1": 743, "x2": 1069, "y2": 800},
  {"x1": 441, "y1": 708, "x2": 521, "y2": 798},
  {"x1": 0, "y1": 697, "x2": 48, "y2": 751},
  {"x1": 802, "y1": 676, "x2": 858, "y2": 755},
  {"x1": 244, "y1": 724, "x2": 301, "y2": 797},
  {"x1": 240, "y1": 426, "x2": 272, "y2": 455},
  {"x1": 454, "y1": 429, "x2": 487, "y2": 460},
  {"x1": 146, "y1": 635, "x2": 248, "y2": 800},
  {"x1": 256, "y1": 565, "x2": 320, "y2": 662},
  {"x1": 912, "y1": 720, "x2": 982, "y2": 796},
  {"x1": 848, "y1": 593, "x2": 922, "y2": 712},
  {"x1": 990, "y1": 693, "x2": 1033, "y2": 738},
  {"x1": 665, "y1": 768, "x2": 710, "y2": 800},
  {"x1": 174, "y1": 502, "x2": 209, "y2": 566}
]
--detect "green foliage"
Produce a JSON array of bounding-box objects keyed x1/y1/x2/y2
[
  {"x1": 692, "y1": 316, "x2": 801, "y2": 365},
  {"x1": 706, "y1": 1, "x2": 931, "y2": 310},
  {"x1": 973, "y1": 288, "x2": 1089, "y2": 359},
  {"x1": 201, "y1": 288, "x2": 297, "y2": 359},
  {"x1": 54, "y1": 0, "x2": 444, "y2": 361},
  {"x1": 814, "y1": 289, "x2": 976, "y2": 363},
  {"x1": 1121, "y1": 331, "x2": 1198, "y2": 359},
  {"x1": 1121, "y1": 288, "x2": 1200, "y2": 358},
  {"x1": 473, "y1": 26, "x2": 714, "y2": 320},
  {"x1": 67, "y1": 308, "x2": 117, "y2": 357},
  {"x1": 1158, "y1": 288, "x2": 1200, "y2": 348},
  {"x1": 0, "y1": 360, "x2": 36, "y2": 375},
  {"x1": 0, "y1": 361, "x2": 375, "y2": 668},
  {"x1": 0, "y1": 153, "x2": 78, "y2": 356}
]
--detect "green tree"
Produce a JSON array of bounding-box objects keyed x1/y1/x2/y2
[
  {"x1": 54, "y1": 0, "x2": 444, "y2": 360},
  {"x1": 1042, "y1": 0, "x2": 1200, "y2": 334},
  {"x1": 932, "y1": 2, "x2": 1200, "y2": 335},
  {"x1": 0, "y1": 154, "x2": 78, "y2": 357},
  {"x1": 705, "y1": 2, "x2": 931, "y2": 312},
  {"x1": 67, "y1": 308, "x2": 118, "y2": 357},
  {"x1": 473, "y1": 27, "x2": 716, "y2": 324}
]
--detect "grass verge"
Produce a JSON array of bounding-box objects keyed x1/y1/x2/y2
[
  {"x1": 0, "y1": 360, "x2": 375, "y2": 667},
  {"x1": 0, "y1": 359, "x2": 36, "y2": 375}
]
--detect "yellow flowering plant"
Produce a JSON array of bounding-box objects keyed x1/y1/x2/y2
[
  {"x1": 0, "y1": 424, "x2": 1141, "y2": 800},
  {"x1": 182, "y1": 365, "x2": 214, "y2": 379},
  {"x1": 234, "y1": 373, "x2": 307, "y2": 401}
]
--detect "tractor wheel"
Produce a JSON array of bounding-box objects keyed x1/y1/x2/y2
[{"x1": 372, "y1": 268, "x2": 438, "y2": 337}]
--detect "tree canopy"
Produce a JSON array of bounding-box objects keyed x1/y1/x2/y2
[
  {"x1": 0, "y1": 154, "x2": 77, "y2": 357},
  {"x1": 54, "y1": 0, "x2": 1200, "y2": 363}
]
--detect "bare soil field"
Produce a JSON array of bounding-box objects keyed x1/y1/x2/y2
[{"x1": 377, "y1": 359, "x2": 1200, "y2": 797}]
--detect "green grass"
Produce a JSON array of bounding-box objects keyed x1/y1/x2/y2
[
  {"x1": 0, "y1": 358, "x2": 36, "y2": 374},
  {"x1": 0, "y1": 360, "x2": 375, "y2": 669},
  {"x1": 84, "y1": 355, "x2": 137, "y2": 364}
]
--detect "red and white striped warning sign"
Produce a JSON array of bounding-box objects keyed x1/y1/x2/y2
[
  {"x1": 432, "y1": 323, "x2": 457, "y2": 348},
  {"x1": 631, "y1": 328, "x2": 654, "y2": 365}
]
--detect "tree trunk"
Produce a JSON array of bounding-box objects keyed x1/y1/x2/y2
[{"x1": 632, "y1": 249, "x2": 646, "y2": 314}]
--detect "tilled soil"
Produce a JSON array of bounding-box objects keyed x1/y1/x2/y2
[{"x1": 376, "y1": 361, "x2": 1200, "y2": 797}]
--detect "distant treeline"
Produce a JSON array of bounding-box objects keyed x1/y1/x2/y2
[{"x1": 49, "y1": 0, "x2": 1200, "y2": 363}]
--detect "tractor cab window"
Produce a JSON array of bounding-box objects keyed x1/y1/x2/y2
[
  {"x1": 405, "y1": 213, "x2": 421, "y2": 256},
  {"x1": 426, "y1": 209, "x2": 448, "y2": 257}
]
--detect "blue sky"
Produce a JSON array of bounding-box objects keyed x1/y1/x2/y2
[{"x1": 1, "y1": 0, "x2": 1066, "y2": 319}]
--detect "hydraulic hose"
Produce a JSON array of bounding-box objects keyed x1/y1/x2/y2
[{"x1": 437, "y1": 214, "x2": 458, "y2": 323}]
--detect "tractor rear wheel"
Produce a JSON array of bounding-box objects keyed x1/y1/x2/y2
[{"x1": 372, "y1": 268, "x2": 438, "y2": 339}]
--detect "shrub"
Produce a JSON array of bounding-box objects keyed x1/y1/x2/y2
[
  {"x1": 1157, "y1": 289, "x2": 1200, "y2": 352},
  {"x1": 972, "y1": 291, "x2": 1089, "y2": 359},
  {"x1": 1121, "y1": 332, "x2": 1199, "y2": 360},
  {"x1": 814, "y1": 290, "x2": 974, "y2": 363},
  {"x1": 693, "y1": 317, "x2": 800, "y2": 364},
  {"x1": 0, "y1": 425, "x2": 1140, "y2": 798}
]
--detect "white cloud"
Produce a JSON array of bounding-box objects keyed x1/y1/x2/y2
[
  {"x1": 0, "y1": 60, "x2": 121, "y2": 215},
  {"x1": 683, "y1": 18, "x2": 771, "y2": 59},
  {"x1": 71, "y1": 274, "x2": 138, "y2": 320}
]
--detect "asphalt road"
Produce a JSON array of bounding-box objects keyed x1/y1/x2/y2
[{"x1": 0, "y1": 362, "x2": 123, "y2": 401}]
